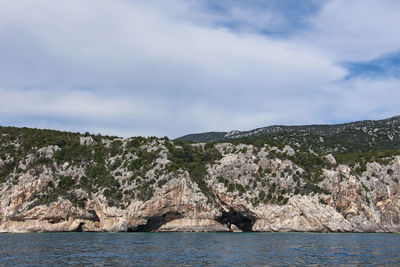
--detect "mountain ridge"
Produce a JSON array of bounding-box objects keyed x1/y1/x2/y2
[{"x1": 177, "y1": 115, "x2": 400, "y2": 143}]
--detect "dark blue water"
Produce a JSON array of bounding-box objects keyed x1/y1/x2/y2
[{"x1": 1, "y1": 233, "x2": 400, "y2": 266}]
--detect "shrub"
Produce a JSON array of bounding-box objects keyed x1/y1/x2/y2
[
  {"x1": 0, "y1": 160, "x2": 16, "y2": 183},
  {"x1": 236, "y1": 183, "x2": 245, "y2": 194},
  {"x1": 258, "y1": 190, "x2": 266, "y2": 201},
  {"x1": 227, "y1": 184, "x2": 235, "y2": 192},
  {"x1": 362, "y1": 183, "x2": 370, "y2": 192},
  {"x1": 269, "y1": 183, "x2": 277, "y2": 193},
  {"x1": 157, "y1": 179, "x2": 168, "y2": 187},
  {"x1": 126, "y1": 137, "x2": 146, "y2": 151},
  {"x1": 58, "y1": 175, "x2": 75, "y2": 192}
]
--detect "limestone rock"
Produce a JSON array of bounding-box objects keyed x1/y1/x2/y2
[
  {"x1": 1, "y1": 137, "x2": 400, "y2": 233},
  {"x1": 325, "y1": 154, "x2": 336, "y2": 165}
]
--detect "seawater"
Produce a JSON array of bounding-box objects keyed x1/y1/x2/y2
[{"x1": 1, "y1": 232, "x2": 400, "y2": 266}]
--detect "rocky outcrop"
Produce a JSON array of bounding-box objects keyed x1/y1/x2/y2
[
  {"x1": 1, "y1": 132, "x2": 400, "y2": 233},
  {"x1": 0, "y1": 175, "x2": 222, "y2": 232}
]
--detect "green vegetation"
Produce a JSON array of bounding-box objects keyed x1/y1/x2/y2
[
  {"x1": 1, "y1": 118, "x2": 400, "y2": 211},
  {"x1": 178, "y1": 117, "x2": 400, "y2": 184},
  {"x1": 177, "y1": 116, "x2": 400, "y2": 153},
  {"x1": 258, "y1": 190, "x2": 266, "y2": 201},
  {"x1": 128, "y1": 149, "x2": 158, "y2": 176},
  {"x1": 235, "y1": 183, "x2": 245, "y2": 195},
  {"x1": 165, "y1": 140, "x2": 222, "y2": 203},
  {"x1": 157, "y1": 178, "x2": 168, "y2": 188},
  {"x1": 28, "y1": 176, "x2": 85, "y2": 209},
  {"x1": 362, "y1": 183, "x2": 370, "y2": 192},
  {"x1": 0, "y1": 126, "x2": 157, "y2": 208},
  {"x1": 0, "y1": 160, "x2": 17, "y2": 183}
]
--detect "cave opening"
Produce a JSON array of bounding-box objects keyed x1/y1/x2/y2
[
  {"x1": 75, "y1": 222, "x2": 85, "y2": 232},
  {"x1": 217, "y1": 208, "x2": 255, "y2": 232},
  {"x1": 128, "y1": 212, "x2": 183, "y2": 232}
]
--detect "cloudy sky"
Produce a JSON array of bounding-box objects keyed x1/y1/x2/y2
[{"x1": 1, "y1": 0, "x2": 400, "y2": 138}]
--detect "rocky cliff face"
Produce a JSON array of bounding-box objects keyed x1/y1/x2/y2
[{"x1": 1, "y1": 127, "x2": 400, "y2": 232}]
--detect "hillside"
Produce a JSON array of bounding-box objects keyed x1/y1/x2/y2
[
  {"x1": 177, "y1": 116, "x2": 400, "y2": 151},
  {"x1": 0, "y1": 118, "x2": 400, "y2": 233}
]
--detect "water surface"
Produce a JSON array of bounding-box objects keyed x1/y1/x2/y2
[{"x1": 1, "y1": 232, "x2": 400, "y2": 266}]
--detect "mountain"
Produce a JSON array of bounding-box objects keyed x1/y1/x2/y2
[
  {"x1": 177, "y1": 115, "x2": 400, "y2": 145},
  {"x1": 0, "y1": 116, "x2": 400, "y2": 233},
  {"x1": 177, "y1": 131, "x2": 229, "y2": 143}
]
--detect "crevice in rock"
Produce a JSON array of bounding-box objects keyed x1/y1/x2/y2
[
  {"x1": 217, "y1": 208, "x2": 256, "y2": 232},
  {"x1": 128, "y1": 212, "x2": 183, "y2": 232},
  {"x1": 8, "y1": 215, "x2": 25, "y2": 222}
]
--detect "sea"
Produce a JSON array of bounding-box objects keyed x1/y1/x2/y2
[{"x1": 1, "y1": 232, "x2": 400, "y2": 266}]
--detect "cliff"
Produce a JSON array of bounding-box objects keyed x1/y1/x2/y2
[{"x1": 0, "y1": 124, "x2": 400, "y2": 232}]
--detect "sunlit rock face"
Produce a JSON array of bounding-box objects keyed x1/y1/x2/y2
[{"x1": 1, "y1": 124, "x2": 400, "y2": 232}]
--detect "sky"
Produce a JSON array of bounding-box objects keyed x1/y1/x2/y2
[{"x1": 1, "y1": 0, "x2": 400, "y2": 138}]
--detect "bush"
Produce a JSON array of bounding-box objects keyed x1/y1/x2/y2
[
  {"x1": 126, "y1": 137, "x2": 146, "y2": 151},
  {"x1": 300, "y1": 183, "x2": 329, "y2": 195},
  {"x1": 0, "y1": 160, "x2": 16, "y2": 183},
  {"x1": 227, "y1": 183, "x2": 235, "y2": 192},
  {"x1": 236, "y1": 183, "x2": 246, "y2": 194},
  {"x1": 362, "y1": 183, "x2": 370, "y2": 192},
  {"x1": 269, "y1": 183, "x2": 276, "y2": 193},
  {"x1": 157, "y1": 179, "x2": 168, "y2": 187},
  {"x1": 258, "y1": 190, "x2": 266, "y2": 201},
  {"x1": 58, "y1": 175, "x2": 75, "y2": 192},
  {"x1": 137, "y1": 185, "x2": 154, "y2": 201}
]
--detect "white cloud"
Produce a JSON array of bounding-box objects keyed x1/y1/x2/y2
[
  {"x1": 301, "y1": 0, "x2": 400, "y2": 61},
  {"x1": 0, "y1": 0, "x2": 349, "y2": 137},
  {"x1": 0, "y1": 0, "x2": 399, "y2": 137},
  {"x1": 0, "y1": 88, "x2": 149, "y2": 118},
  {"x1": 322, "y1": 78, "x2": 400, "y2": 121}
]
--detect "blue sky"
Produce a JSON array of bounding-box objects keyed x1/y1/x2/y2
[{"x1": 1, "y1": 0, "x2": 400, "y2": 138}]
